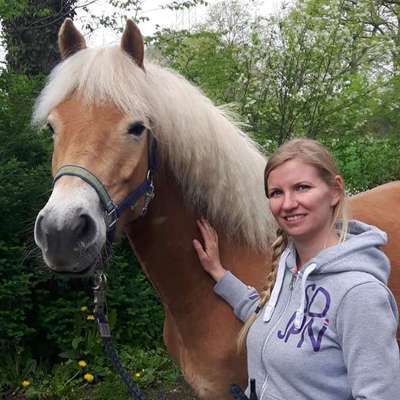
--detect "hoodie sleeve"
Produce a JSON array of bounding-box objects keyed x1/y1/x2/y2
[
  {"x1": 213, "y1": 271, "x2": 261, "y2": 322},
  {"x1": 336, "y1": 281, "x2": 400, "y2": 400}
]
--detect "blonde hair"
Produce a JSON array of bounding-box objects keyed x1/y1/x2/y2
[
  {"x1": 237, "y1": 138, "x2": 349, "y2": 351},
  {"x1": 237, "y1": 228, "x2": 287, "y2": 351}
]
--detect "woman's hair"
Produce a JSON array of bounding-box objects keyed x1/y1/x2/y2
[
  {"x1": 237, "y1": 228, "x2": 287, "y2": 351},
  {"x1": 237, "y1": 138, "x2": 349, "y2": 352}
]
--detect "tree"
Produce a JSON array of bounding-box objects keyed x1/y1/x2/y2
[
  {"x1": 150, "y1": 28, "x2": 242, "y2": 103},
  {"x1": 0, "y1": 0, "x2": 78, "y2": 75},
  {"x1": 205, "y1": 0, "x2": 256, "y2": 46},
  {"x1": 230, "y1": 0, "x2": 399, "y2": 143}
]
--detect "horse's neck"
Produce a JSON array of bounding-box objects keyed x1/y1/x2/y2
[
  {"x1": 123, "y1": 163, "x2": 269, "y2": 316},
  {"x1": 123, "y1": 165, "x2": 211, "y2": 314}
]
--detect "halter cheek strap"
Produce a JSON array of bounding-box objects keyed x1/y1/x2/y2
[{"x1": 52, "y1": 135, "x2": 157, "y2": 234}]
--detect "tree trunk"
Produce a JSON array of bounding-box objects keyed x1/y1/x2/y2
[{"x1": 2, "y1": 0, "x2": 77, "y2": 76}]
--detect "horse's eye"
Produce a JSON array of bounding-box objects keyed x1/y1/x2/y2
[
  {"x1": 46, "y1": 123, "x2": 55, "y2": 136},
  {"x1": 127, "y1": 122, "x2": 146, "y2": 137}
]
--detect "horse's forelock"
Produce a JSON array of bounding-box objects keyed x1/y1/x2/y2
[{"x1": 32, "y1": 47, "x2": 150, "y2": 126}]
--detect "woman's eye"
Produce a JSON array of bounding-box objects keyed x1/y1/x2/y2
[
  {"x1": 297, "y1": 185, "x2": 310, "y2": 192},
  {"x1": 127, "y1": 122, "x2": 146, "y2": 137},
  {"x1": 269, "y1": 190, "x2": 282, "y2": 198}
]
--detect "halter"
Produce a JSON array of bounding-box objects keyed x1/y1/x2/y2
[{"x1": 53, "y1": 134, "x2": 157, "y2": 236}]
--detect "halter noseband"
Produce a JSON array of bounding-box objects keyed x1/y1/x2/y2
[{"x1": 53, "y1": 134, "x2": 157, "y2": 235}]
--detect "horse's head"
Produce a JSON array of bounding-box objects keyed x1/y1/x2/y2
[{"x1": 34, "y1": 19, "x2": 154, "y2": 275}]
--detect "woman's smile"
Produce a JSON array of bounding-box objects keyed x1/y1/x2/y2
[{"x1": 283, "y1": 213, "x2": 307, "y2": 223}]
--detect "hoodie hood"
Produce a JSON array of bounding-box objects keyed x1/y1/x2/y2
[
  {"x1": 263, "y1": 220, "x2": 390, "y2": 326},
  {"x1": 301, "y1": 219, "x2": 389, "y2": 282}
]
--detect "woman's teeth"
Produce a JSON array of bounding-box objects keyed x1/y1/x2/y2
[{"x1": 285, "y1": 214, "x2": 305, "y2": 221}]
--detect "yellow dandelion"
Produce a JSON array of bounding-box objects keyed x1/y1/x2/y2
[
  {"x1": 21, "y1": 380, "x2": 31, "y2": 388},
  {"x1": 86, "y1": 315, "x2": 95, "y2": 321},
  {"x1": 78, "y1": 360, "x2": 87, "y2": 368},
  {"x1": 134, "y1": 372, "x2": 142, "y2": 379},
  {"x1": 80, "y1": 306, "x2": 88, "y2": 313},
  {"x1": 83, "y1": 373, "x2": 94, "y2": 383}
]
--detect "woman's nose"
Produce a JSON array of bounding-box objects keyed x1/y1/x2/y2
[{"x1": 282, "y1": 193, "x2": 298, "y2": 210}]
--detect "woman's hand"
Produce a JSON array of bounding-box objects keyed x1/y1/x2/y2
[{"x1": 193, "y1": 217, "x2": 227, "y2": 282}]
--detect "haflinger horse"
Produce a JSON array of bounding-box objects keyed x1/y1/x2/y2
[{"x1": 33, "y1": 19, "x2": 400, "y2": 399}]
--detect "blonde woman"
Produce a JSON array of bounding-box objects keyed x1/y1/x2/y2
[{"x1": 193, "y1": 139, "x2": 400, "y2": 400}]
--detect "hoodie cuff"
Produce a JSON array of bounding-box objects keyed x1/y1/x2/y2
[{"x1": 214, "y1": 271, "x2": 258, "y2": 308}]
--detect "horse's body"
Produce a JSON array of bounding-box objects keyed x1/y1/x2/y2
[
  {"x1": 349, "y1": 182, "x2": 400, "y2": 306},
  {"x1": 33, "y1": 20, "x2": 400, "y2": 399}
]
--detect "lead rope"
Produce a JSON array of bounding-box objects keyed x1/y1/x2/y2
[{"x1": 93, "y1": 269, "x2": 147, "y2": 400}]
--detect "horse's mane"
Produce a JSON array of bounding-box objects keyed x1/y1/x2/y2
[{"x1": 33, "y1": 46, "x2": 276, "y2": 250}]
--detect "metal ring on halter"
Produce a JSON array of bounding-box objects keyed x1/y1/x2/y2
[
  {"x1": 105, "y1": 208, "x2": 118, "y2": 231},
  {"x1": 94, "y1": 271, "x2": 107, "y2": 289}
]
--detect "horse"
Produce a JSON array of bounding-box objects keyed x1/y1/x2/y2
[{"x1": 33, "y1": 19, "x2": 400, "y2": 399}]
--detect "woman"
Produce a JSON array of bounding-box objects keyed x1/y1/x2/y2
[{"x1": 193, "y1": 139, "x2": 400, "y2": 400}]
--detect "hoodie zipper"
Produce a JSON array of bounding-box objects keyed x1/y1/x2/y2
[{"x1": 259, "y1": 272, "x2": 298, "y2": 400}]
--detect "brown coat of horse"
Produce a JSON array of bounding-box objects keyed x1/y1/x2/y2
[
  {"x1": 349, "y1": 182, "x2": 400, "y2": 311},
  {"x1": 33, "y1": 19, "x2": 400, "y2": 400}
]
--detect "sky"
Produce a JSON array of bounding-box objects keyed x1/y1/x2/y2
[{"x1": 76, "y1": 0, "x2": 288, "y2": 46}]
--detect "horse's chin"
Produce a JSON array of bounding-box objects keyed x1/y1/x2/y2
[{"x1": 45, "y1": 256, "x2": 102, "y2": 278}]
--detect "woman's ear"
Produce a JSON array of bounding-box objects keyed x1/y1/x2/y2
[{"x1": 331, "y1": 175, "x2": 344, "y2": 206}]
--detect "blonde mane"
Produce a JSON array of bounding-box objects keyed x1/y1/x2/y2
[{"x1": 33, "y1": 46, "x2": 276, "y2": 250}]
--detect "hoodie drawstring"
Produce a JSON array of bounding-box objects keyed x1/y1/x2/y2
[
  {"x1": 263, "y1": 248, "x2": 291, "y2": 322},
  {"x1": 294, "y1": 263, "x2": 318, "y2": 329}
]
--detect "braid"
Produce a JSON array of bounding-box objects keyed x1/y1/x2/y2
[{"x1": 236, "y1": 229, "x2": 287, "y2": 352}]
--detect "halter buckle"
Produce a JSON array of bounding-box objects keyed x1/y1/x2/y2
[
  {"x1": 106, "y1": 208, "x2": 118, "y2": 231},
  {"x1": 142, "y1": 181, "x2": 155, "y2": 216}
]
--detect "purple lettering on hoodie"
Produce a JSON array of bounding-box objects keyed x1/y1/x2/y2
[{"x1": 277, "y1": 284, "x2": 331, "y2": 352}]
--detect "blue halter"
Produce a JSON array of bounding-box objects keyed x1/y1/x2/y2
[{"x1": 53, "y1": 135, "x2": 157, "y2": 234}]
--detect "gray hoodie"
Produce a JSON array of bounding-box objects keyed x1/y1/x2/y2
[{"x1": 214, "y1": 220, "x2": 400, "y2": 400}]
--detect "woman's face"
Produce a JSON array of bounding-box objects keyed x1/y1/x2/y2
[{"x1": 267, "y1": 159, "x2": 341, "y2": 245}]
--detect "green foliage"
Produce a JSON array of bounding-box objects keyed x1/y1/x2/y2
[
  {"x1": 0, "y1": 71, "x2": 52, "y2": 350},
  {"x1": 327, "y1": 135, "x2": 400, "y2": 193},
  {"x1": 0, "y1": 345, "x2": 179, "y2": 399},
  {"x1": 0, "y1": 345, "x2": 38, "y2": 393},
  {"x1": 106, "y1": 248, "x2": 165, "y2": 346},
  {"x1": 0, "y1": 0, "x2": 28, "y2": 19},
  {"x1": 0, "y1": 242, "x2": 35, "y2": 341},
  {"x1": 119, "y1": 346, "x2": 180, "y2": 388},
  {"x1": 150, "y1": 29, "x2": 241, "y2": 103}
]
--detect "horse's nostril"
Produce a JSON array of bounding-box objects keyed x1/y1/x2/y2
[{"x1": 74, "y1": 213, "x2": 96, "y2": 244}]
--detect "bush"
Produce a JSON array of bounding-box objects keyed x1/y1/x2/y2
[{"x1": 326, "y1": 135, "x2": 400, "y2": 193}]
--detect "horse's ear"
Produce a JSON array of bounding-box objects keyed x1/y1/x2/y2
[
  {"x1": 58, "y1": 18, "x2": 87, "y2": 60},
  {"x1": 121, "y1": 20, "x2": 144, "y2": 69}
]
